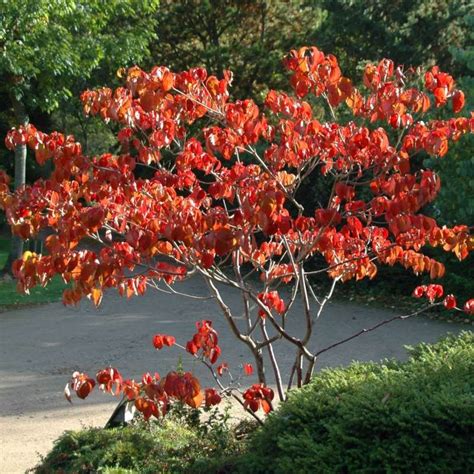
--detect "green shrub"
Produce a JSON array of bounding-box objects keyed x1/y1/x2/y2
[
  {"x1": 34, "y1": 410, "x2": 249, "y2": 474},
  {"x1": 239, "y1": 332, "x2": 474, "y2": 474},
  {"x1": 35, "y1": 334, "x2": 474, "y2": 474}
]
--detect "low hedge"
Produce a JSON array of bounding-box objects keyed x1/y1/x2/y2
[
  {"x1": 34, "y1": 413, "x2": 247, "y2": 474},
  {"x1": 238, "y1": 331, "x2": 474, "y2": 473},
  {"x1": 34, "y1": 332, "x2": 473, "y2": 473}
]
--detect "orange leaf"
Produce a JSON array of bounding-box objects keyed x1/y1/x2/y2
[
  {"x1": 162, "y1": 71, "x2": 174, "y2": 92},
  {"x1": 90, "y1": 288, "x2": 103, "y2": 307},
  {"x1": 186, "y1": 390, "x2": 204, "y2": 408}
]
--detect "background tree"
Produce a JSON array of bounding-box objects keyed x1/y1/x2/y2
[
  {"x1": 316, "y1": 0, "x2": 471, "y2": 77},
  {"x1": 150, "y1": 0, "x2": 325, "y2": 101},
  {"x1": 0, "y1": 0, "x2": 158, "y2": 271},
  {"x1": 424, "y1": 12, "x2": 474, "y2": 226}
]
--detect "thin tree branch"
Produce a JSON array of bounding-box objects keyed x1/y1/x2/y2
[
  {"x1": 260, "y1": 318, "x2": 285, "y2": 402},
  {"x1": 314, "y1": 303, "x2": 439, "y2": 358}
]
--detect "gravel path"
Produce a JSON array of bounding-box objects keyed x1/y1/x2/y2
[{"x1": 0, "y1": 276, "x2": 465, "y2": 473}]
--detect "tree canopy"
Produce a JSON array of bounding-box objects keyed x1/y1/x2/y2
[{"x1": 0, "y1": 0, "x2": 158, "y2": 113}]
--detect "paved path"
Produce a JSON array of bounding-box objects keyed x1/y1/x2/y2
[{"x1": 0, "y1": 276, "x2": 466, "y2": 473}]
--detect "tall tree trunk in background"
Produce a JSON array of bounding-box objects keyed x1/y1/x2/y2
[{"x1": 1, "y1": 95, "x2": 29, "y2": 276}]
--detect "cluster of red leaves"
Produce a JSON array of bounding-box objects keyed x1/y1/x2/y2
[
  {"x1": 283, "y1": 46, "x2": 353, "y2": 105},
  {"x1": 412, "y1": 285, "x2": 473, "y2": 314},
  {"x1": 412, "y1": 284, "x2": 474, "y2": 314},
  {"x1": 204, "y1": 388, "x2": 221, "y2": 407},
  {"x1": 257, "y1": 290, "x2": 286, "y2": 318},
  {"x1": 65, "y1": 366, "x2": 209, "y2": 420},
  {"x1": 424, "y1": 66, "x2": 464, "y2": 111},
  {"x1": 186, "y1": 320, "x2": 221, "y2": 364},
  {"x1": 153, "y1": 333, "x2": 176, "y2": 349},
  {"x1": 64, "y1": 320, "x2": 271, "y2": 418},
  {"x1": 2, "y1": 45, "x2": 472, "y2": 306},
  {"x1": 412, "y1": 283, "x2": 444, "y2": 303},
  {"x1": 243, "y1": 384, "x2": 274, "y2": 413}
]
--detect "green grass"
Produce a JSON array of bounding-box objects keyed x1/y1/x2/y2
[
  {"x1": 0, "y1": 237, "x2": 66, "y2": 310},
  {"x1": 0, "y1": 275, "x2": 67, "y2": 310},
  {"x1": 0, "y1": 237, "x2": 8, "y2": 269}
]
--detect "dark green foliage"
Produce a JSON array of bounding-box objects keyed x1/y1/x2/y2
[
  {"x1": 423, "y1": 12, "x2": 474, "y2": 228},
  {"x1": 0, "y1": 0, "x2": 159, "y2": 113},
  {"x1": 316, "y1": 0, "x2": 472, "y2": 78},
  {"x1": 239, "y1": 332, "x2": 474, "y2": 474},
  {"x1": 34, "y1": 408, "x2": 250, "y2": 474},
  {"x1": 150, "y1": 0, "x2": 325, "y2": 102}
]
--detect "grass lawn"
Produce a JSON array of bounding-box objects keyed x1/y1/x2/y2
[
  {"x1": 0, "y1": 237, "x2": 66, "y2": 310},
  {"x1": 0, "y1": 237, "x2": 9, "y2": 269}
]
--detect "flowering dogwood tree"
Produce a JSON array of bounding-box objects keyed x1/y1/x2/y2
[{"x1": 1, "y1": 46, "x2": 473, "y2": 420}]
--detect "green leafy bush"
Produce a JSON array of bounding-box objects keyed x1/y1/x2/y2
[
  {"x1": 34, "y1": 408, "x2": 250, "y2": 474},
  {"x1": 239, "y1": 332, "x2": 474, "y2": 473}
]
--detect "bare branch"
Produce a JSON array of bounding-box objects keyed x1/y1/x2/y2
[
  {"x1": 204, "y1": 277, "x2": 255, "y2": 347},
  {"x1": 314, "y1": 304, "x2": 439, "y2": 358},
  {"x1": 313, "y1": 275, "x2": 339, "y2": 321},
  {"x1": 260, "y1": 318, "x2": 285, "y2": 402},
  {"x1": 299, "y1": 265, "x2": 314, "y2": 346},
  {"x1": 234, "y1": 249, "x2": 252, "y2": 332}
]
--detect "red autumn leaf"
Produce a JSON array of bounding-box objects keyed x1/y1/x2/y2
[
  {"x1": 335, "y1": 182, "x2": 355, "y2": 201},
  {"x1": 243, "y1": 384, "x2": 274, "y2": 413},
  {"x1": 243, "y1": 363, "x2": 254, "y2": 376},
  {"x1": 426, "y1": 284, "x2": 443, "y2": 303},
  {"x1": 443, "y1": 294, "x2": 457, "y2": 310},
  {"x1": 122, "y1": 379, "x2": 140, "y2": 400},
  {"x1": 217, "y1": 362, "x2": 228, "y2": 376},
  {"x1": 186, "y1": 340, "x2": 199, "y2": 355},
  {"x1": 463, "y1": 299, "x2": 474, "y2": 315},
  {"x1": 135, "y1": 397, "x2": 159, "y2": 420},
  {"x1": 96, "y1": 367, "x2": 122, "y2": 390},
  {"x1": 201, "y1": 252, "x2": 215, "y2": 269},
  {"x1": 208, "y1": 345, "x2": 221, "y2": 364},
  {"x1": 204, "y1": 388, "x2": 222, "y2": 407},
  {"x1": 153, "y1": 334, "x2": 176, "y2": 350},
  {"x1": 412, "y1": 286, "x2": 426, "y2": 298},
  {"x1": 65, "y1": 371, "x2": 96, "y2": 402},
  {"x1": 260, "y1": 399, "x2": 272, "y2": 414},
  {"x1": 163, "y1": 335, "x2": 176, "y2": 347},
  {"x1": 452, "y1": 90, "x2": 465, "y2": 113},
  {"x1": 434, "y1": 87, "x2": 448, "y2": 107},
  {"x1": 187, "y1": 389, "x2": 204, "y2": 408}
]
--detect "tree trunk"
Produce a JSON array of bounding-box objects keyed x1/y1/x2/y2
[{"x1": 1, "y1": 96, "x2": 28, "y2": 276}]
